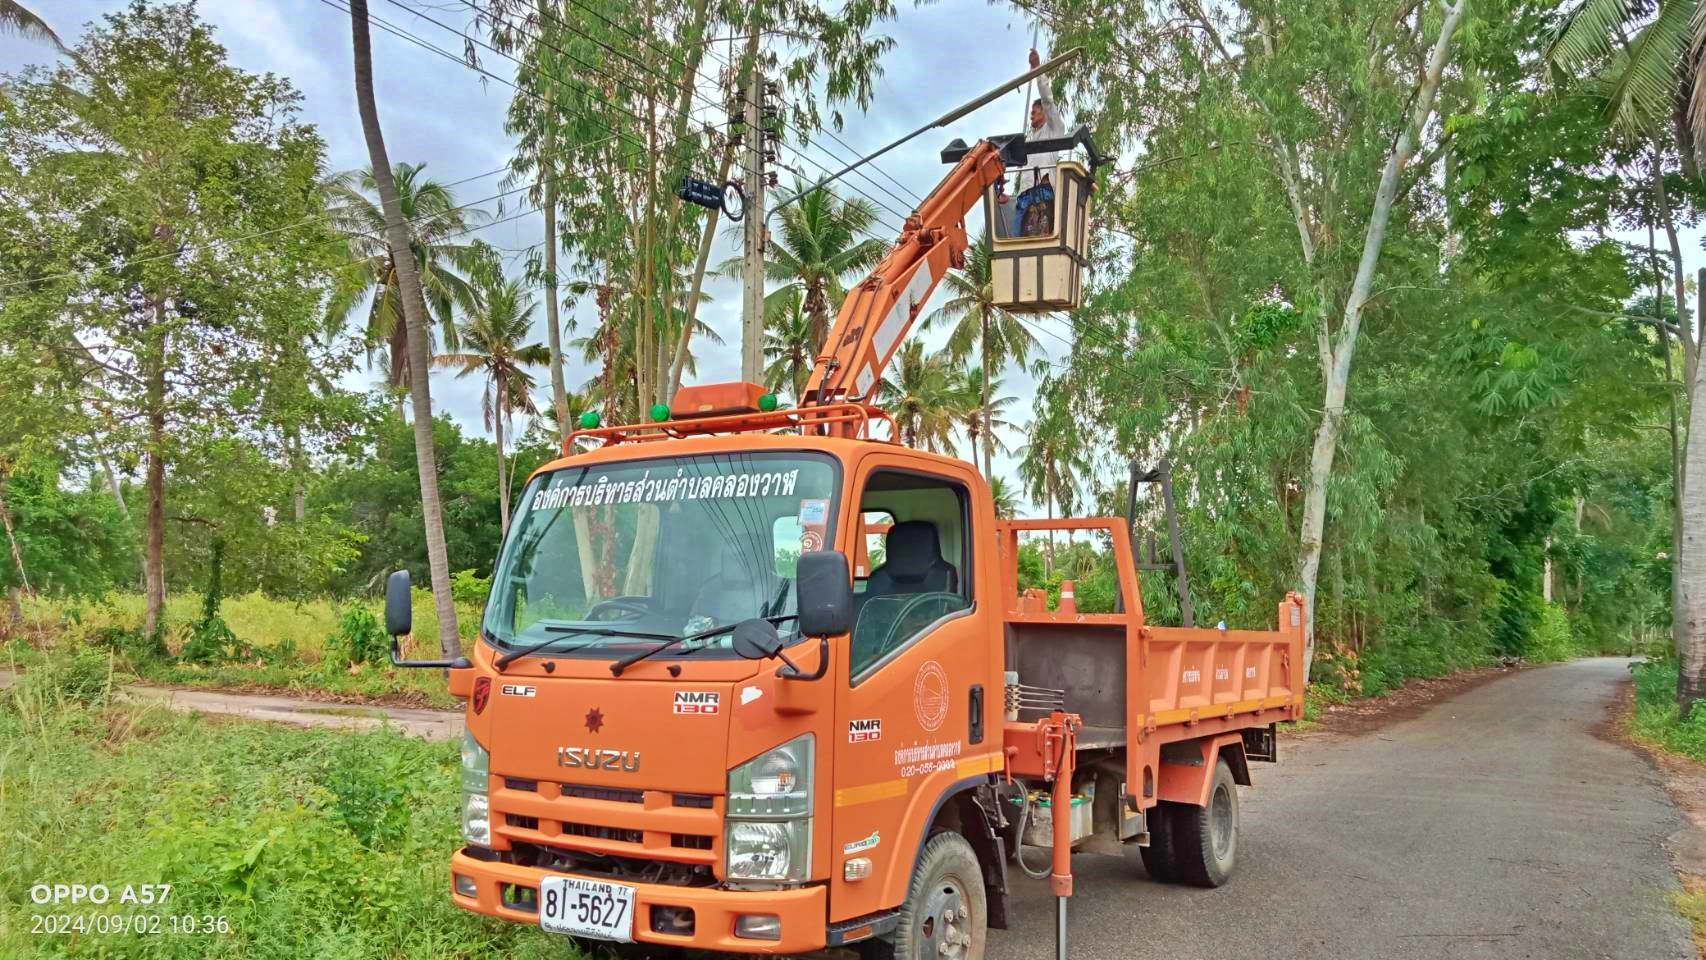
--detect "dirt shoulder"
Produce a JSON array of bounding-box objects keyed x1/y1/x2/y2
[{"x1": 1611, "y1": 679, "x2": 1706, "y2": 959}]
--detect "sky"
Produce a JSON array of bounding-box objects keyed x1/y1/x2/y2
[
  {"x1": 2, "y1": 0, "x2": 1074, "y2": 498},
  {"x1": 9, "y1": 1, "x2": 1704, "y2": 518}
]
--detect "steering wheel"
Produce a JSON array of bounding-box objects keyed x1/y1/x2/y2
[
  {"x1": 586, "y1": 596, "x2": 655, "y2": 620},
  {"x1": 869, "y1": 593, "x2": 961, "y2": 663}
]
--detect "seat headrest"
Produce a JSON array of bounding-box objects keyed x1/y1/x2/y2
[{"x1": 884, "y1": 521, "x2": 943, "y2": 582}]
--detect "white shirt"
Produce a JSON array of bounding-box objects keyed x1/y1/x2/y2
[{"x1": 1017, "y1": 93, "x2": 1066, "y2": 193}]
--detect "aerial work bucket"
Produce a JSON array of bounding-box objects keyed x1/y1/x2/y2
[{"x1": 986, "y1": 158, "x2": 1093, "y2": 313}]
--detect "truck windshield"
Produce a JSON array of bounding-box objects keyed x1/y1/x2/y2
[{"x1": 482, "y1": 452, "x2": 840, "y2": 661}]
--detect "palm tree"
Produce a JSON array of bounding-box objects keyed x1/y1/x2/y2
[
  {"x1": 435, "y1": 278, "x2": 551, "y2": 534},
  {"x1": 324, "y1": 162, "x2": 493, "y2": 415},
  {"x1": 879, "y1": 342, "x2": 966, "y2": 454},
  {"x1": 989, "y1": 476, "x2": 1021, "y2": 520},
  {"x1": 0, "y1": 2, "x2": 69, "y2": 54},
  {"x1": 1548, "y1": 0, "x2": 1696, "y2": 163},
  {"x1": 952, "y1": 367, "x2": 1018, "y2": 475},
  {"x1": 924, "y1": 229, "x2": 1040, "y2": 475},
  {"x1": 763, "y1": 287, "x2": 814, "y2": 402},
  {"x1": 1018, "y1": 398, "x2": 1089, "y2": 575},
  {"x1": 347, "y1": 0, "x2": 460, "y2": 658},
  {"x1": 720, "y1": 181, "x2": 888, "y2": 354}
]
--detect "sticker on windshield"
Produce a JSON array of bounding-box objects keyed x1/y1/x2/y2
[
  {"x1": 531, "y1": 468, "x2": 802, "y2": 511},
  {"x1": 673, "y1": 691, "x2": 720, "y2": 716},
  {"x1": 798, "y1": 499, "x2": 829, "y2": 525}
]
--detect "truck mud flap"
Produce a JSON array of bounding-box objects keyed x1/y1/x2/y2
[{"x1": 1242, "y1": 723, "x2": 1277, "y2": 763}]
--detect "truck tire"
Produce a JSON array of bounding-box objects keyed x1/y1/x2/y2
[
  {"x1": 1172, "y1": 758, "x2": 1239, "y2": 887},
  {"x1": 1131, "y1": 802, "x2": 1182, "y2": 883},
  {"x1": 891, "y1": 832, "x2": 988, "y2": 960}
]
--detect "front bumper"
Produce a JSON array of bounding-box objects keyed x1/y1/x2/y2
[{"x1": 449, "y1": 850, "x2": 828, "y2": 954}]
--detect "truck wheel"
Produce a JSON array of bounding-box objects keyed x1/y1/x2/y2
[
  {"x1": 1131, "y1": 803, "x2": 1182, "y2": 883},
  {"x1": 1173, "y1": 758, "x2": 1239, "y2": 888},
  {"x1": 892, "y1": 832, "x2": 987, "y2": 960}
]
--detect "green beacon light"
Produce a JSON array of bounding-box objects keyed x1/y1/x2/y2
[
  {"x1": 650, "y1": 403, "x2": 671, "y2": 422},
  {"x1": 577, "y1": 410, "x2": 601, "y2": 429},
  {"x1": 758, "y1": 393, "x2": 779, "y2": 412}
]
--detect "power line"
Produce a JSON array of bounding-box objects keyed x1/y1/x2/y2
[
  {"x1": 349, "y1": 0, "x2": 705, "y2": 164},
  {"x1": 519, "y1": 0, "x2": 926, "y2": 219},
  {"x1": 349, "y1": 0, "x2": 1153, "y2": 395}
]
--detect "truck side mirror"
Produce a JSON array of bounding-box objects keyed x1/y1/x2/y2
[
  {"x1": 385, "y1": 569, "x2": 413, "y2": 636},
  {"x1": 384, "y1": 567, "x2": 473, "y2": 670},
  {"x1": 797, "y1": 550, "x2": 853, "y2": 637}
]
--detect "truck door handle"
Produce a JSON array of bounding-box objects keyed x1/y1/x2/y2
[{"x1": 969, "y1": 684, "x2": 984, "y2": 744}]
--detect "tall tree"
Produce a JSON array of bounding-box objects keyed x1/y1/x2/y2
[
  {"x1": 723, "y1": 181, "x2": 888, "y2": 354},
  {"x1": 879, "y1": 342, "x2": 966, "y2": 453},
  {"x1": 324, "y1": 163, "x2": 492, "y2": 416},
  {"x1": 0, "y1": 1, "x2": 342, "y2": 637},
  {"x1": 347, "y1": 0, "x2": 461, "y2": 658},
  {"x1": 951, "y1": 367, "x2": 1016, "y2": 475},
  {"x1": 924, "y1": 229, "x2": 1037, "y2": 474},
  {"x1": 1018, "y1": 393, "x2": 1088, "y2": 574},
  {"x1": 762, "y1": 286, "x2": 815, "y2": 402},
  {"x1": 435, "y1": 278, "x2": 550, "y2": 534},
  {"x1": 0, "y1": 1, "x2": 70, "y2": 53}
]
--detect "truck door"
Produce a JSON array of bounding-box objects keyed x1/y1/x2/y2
[{"x1": 829, "y1": 460, "x2": 1000, "y2": 923}]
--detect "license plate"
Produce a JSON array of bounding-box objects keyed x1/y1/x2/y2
[{"x1": 538, "y1": 875, "x2": 635, "y2": 942}]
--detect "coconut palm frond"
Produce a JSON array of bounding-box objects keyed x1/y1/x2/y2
[
  {"x1": 1606, "y1": 0, "x2": 1695, "y2": 133},
  {"x1": 1548, "y1": 0, "x2": 1641, "y2": 71}
]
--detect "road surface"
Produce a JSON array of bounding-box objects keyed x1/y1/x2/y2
[{"x1": 1000, "y1": 658, "x2": 1692, "y2": 960}]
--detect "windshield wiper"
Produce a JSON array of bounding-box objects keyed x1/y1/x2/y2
[
  {"x1": 609, "y1": 615, "x2": 799, "y2": 677},
  {"x1": 495, "y1": 624, "x2": 678, "y2": 671}
]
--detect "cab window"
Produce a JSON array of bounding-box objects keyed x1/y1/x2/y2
[{"x1": 849, "y1": 470, "x2": 973, "y2": 678}]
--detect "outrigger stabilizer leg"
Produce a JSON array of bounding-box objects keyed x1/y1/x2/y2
[{"x1": 1043, "y1": 711, "x2": 1081, "y2": 960}]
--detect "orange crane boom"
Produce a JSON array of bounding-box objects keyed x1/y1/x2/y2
[{"x1": 801, "y1": 140, "x2": 1009, "y2": 419}]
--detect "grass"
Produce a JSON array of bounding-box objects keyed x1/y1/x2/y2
[
  {"x1": 16, "y1": 592, "x2": 487, "y2": 709},
  {"x1": 0, "y1": 652, "x2": 578, "y2": 960},
  {"x1": 1629, "y1": 656, "x2": 1706, "y2": 763}
]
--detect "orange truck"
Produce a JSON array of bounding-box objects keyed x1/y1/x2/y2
[{"x1": 382, "y1": 129, "x2": 1305, "y2": 960}]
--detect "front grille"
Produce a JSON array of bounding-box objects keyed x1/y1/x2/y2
[
  {"x1": 563, "y1": 821, "x2": 644, "y2": 844},
  {"x1": 561, "y1": 784, "x2": 644, "y2": 804},
  {"x1": 492, "y1": 779, "x2": 721, "y2": 867}
]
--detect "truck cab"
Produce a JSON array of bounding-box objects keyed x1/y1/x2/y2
[{"x1": 442, "y1": 432, "x2": 1010, "y2": 955}]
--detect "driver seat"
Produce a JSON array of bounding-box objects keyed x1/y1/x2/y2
[{"x1": 864, "y1": 520, "x2": 958, "y2": 599}]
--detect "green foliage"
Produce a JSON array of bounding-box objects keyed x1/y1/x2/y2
[
  {"x1": 178, "y1": 540, "x2": 250, "y2": 665},
  {"x1": 0, "y1": 694, "x2": 578, "y2": 959},
  {"x1": 1631, "y1": 658, "x2": 1706, "y2": 762},
  {"x1": 450, "y1": 568, "x2": 493, "y2": 608},
  {"x1": 326, "y1": 603, "x2": 390, "y2": 668},
  {"x1": 8, "y1": 646, "x2": 115, "y2": 712},
  {"x1": 0, "y1": 461, "x2": 135, "y2": 598},
  {"x1": 318, "y1": 734, "x2": 427, "y2": 850}
]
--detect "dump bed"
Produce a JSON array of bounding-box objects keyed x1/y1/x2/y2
[{"x1": 995, "y1": 519, "x2": 1305, "y2": 796}]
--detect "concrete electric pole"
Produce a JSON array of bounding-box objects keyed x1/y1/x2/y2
[{"x1": 739, "y1": 41, "x2": 766, "y2": 384}]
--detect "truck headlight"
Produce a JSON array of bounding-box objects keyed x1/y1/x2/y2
[
  {"x1": 725, "y1": 734, "x2": 813, "y2": 883},
  {"x1": 461, "y1": 728, "x2": 491, "y2": 845}
]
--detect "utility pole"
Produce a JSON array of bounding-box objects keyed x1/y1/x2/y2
[{"x1": 739, "y1": 34, "x2": 766, "y2": 384}]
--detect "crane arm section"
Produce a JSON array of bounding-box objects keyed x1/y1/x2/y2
[{"x1": 801, "y1": 140, "x2": 1007, "y2": 420}]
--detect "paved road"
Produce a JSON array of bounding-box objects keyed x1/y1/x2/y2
[{"x1": 999, "y1": 659, "x2": 1693, "y2": 960}]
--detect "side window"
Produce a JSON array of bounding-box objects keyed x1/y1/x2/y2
[{"x1": 849, "y1": 470, "x2": 973, "y2": 678}]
